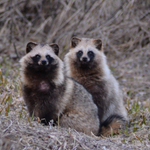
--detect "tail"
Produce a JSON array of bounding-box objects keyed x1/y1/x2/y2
[{"x1": 100, "y1": 115, "x2": 127, "y2": 136}]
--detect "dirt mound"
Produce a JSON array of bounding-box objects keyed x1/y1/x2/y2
[{"x1": 1, "y1": 115, "x2": 149, "y2": 150}]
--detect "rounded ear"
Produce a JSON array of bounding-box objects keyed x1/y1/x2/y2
[
  {"x1": 93, "y1": 39, "x2": 102, "y2": 51},
  {"x1": 26, "y1": 42, "x2": 37, "y2": 53},
  {"x1": 71, "y1": 37, "x2": 81, "y2": 48},
  {"x1": 50, "y1": 43, "x2": 59, "y2": 55}
]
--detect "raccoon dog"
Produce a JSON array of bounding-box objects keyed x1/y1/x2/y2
[
  {"x1": 64, "y1": 37, "x2": 128, "y2": 136},
  {"x1": 20, "y1": 42, "x2": 99, "y2": 135}
]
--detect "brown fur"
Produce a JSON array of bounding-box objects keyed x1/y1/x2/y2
[
  {"x1": 100, "y1": 120, "x2": 122, "y2": 136},
  {"x1": 64, "y1": 37, "x2": 128, "y2": 136},
  {"x1": 20, "y1": 42, "x2": 100, "y2": 136}
]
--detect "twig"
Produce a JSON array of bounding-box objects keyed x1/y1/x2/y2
[
  {"x1": 13, "y1": 43, "x2": 20, "y2": 58},
  {"x1": 3, "y1": 119, "x2": 13, "y2": 133}
]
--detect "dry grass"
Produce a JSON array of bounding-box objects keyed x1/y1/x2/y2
[{"x1": 0, "y1": 0, "x2": 150, "y2": 149}]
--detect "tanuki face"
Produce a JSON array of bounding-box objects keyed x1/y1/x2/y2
[{"x1": 68, "y1": 37, "x2": 104, "y2": 70}]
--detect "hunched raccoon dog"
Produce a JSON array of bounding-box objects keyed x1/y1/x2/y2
[
  {"x1": 64, "y1": 37, "x2": 128, "y2": 136},
  {"x1": 20, "y1": 42, "x2": 100, "y2": 136}
]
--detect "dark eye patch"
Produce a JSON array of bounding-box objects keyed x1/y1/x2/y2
[
  {"x1": 88, "y1": 51, "x2": 95, "y2": 59},
  {"x1": 46, "y1": 55, "x2": 51, "y2": 60},
  {"x1": 32, "y1": 54, "x2": 41, "y2": 62},
  {"x1": 46, "y1": 55, "x2": 54, "y2": 63},
  {"x1": 76, "y1": 50, "x2": 83, "y2": 58}
]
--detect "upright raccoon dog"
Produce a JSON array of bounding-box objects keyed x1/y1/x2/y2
[
  {"x1": 64, "y1": 37, "x2": 128, "y2": 136},
  {"x1": 20, "y1": 42, "x2": 100, "y2": 135}
]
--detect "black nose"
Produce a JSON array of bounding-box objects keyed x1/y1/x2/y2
[
  {"x1": 82, "y1": 57, "x2": 88, "y2": 62},
  {"x1": 41, "y1": 60, "x2": 47, "y2": 65}
]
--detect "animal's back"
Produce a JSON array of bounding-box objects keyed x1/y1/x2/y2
[{"x1": 59, "y1": 78, "x2": 100, "y2": 135}]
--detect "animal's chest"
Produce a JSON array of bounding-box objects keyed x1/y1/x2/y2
[
  {"x1": 79, "y1": 76, "x2": 103, "y2": 92},
  {"x1": 38, "y1": 81, "x2": 50, "y2": 91},
  {"x1": 80, "y1": 78, "x2": 107, "y2": 99},
  {"x1": 31, "y1": 79, "x2": 54, "y2": 92},
  {"x1": 87, "y1": 83, "x2": 106, "y2": 98}
]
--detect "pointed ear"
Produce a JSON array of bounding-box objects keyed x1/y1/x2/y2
[
  {"x1": 26, "y1": 42, "x2": 37, "y2": 53},
  {"x1": 93, "y1": 39, "x2": 102, "y2": 51},
  {"x1": 50, "y1": 43, "x2": 59, "y2": 55},
  {"x1": 71, "y1": 37, "x2": 81, "y2": 48}
]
